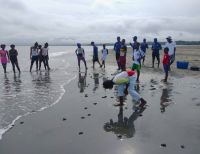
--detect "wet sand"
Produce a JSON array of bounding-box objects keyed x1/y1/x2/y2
[{"x1": 0, "y1": 46, "x2": 200, "y2": 154}]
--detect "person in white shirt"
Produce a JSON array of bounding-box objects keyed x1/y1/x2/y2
[
  {"x1": 101, "y1": 44, "x2": 108, "y2": 68},
  {"x1": 131, "y1": 43, "x2": 142, "y2": 82},
  {"x1": 165, "y1": 36, "x2": 176, "y2": 69}
]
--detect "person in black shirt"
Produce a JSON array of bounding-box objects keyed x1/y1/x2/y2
[{"x1": 9, "y1": 44, "x2": 20, "y2": 73}]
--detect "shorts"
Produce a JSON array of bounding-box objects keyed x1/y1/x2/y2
[
  {"x1": 163, "y1": 64, "x2": 169, "y2": 73},
  {"x1": 32, "y1": 56, "x2": 38, "y2": 61},
  {"x1": 117, "y1": 84, "x2": 126, "y2": 97},
  {"x1": 152, "y1": 52, "x2": 160, "y2": 61},
  {"x1": 93, "y1": 56, "x2": 99, "y2": 62},
  {"x1": 132, "y1": 63, "x2": 140, "y2": 72}
]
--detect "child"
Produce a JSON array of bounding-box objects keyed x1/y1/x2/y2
[
  {"x1": 91, "y1": 41, "x2": 102, "y2": 68},
  {"x1": 9, "y1": 44, "x2": 21, "y2": 73},
  {"x1": 132, "y1": 43, "x2": 141, "y2": 82},
  {"x1": 101, "y1": 44, "x2": 108, "y2": 68},
  {"x1": 162, "y1": 47, "x2": 170, "y2": 82},
  {"x1": 0, "y1": 44, "x2": 9, "y2": 73},
  {"x1": 103, "y1": 70, "x2": 147, "y2": 107},
  {"x1": 119, "y1": 39, "x2": 127, "y2": 71},
  {"x1": 75, "y1": 43, "x2": 88, "y2": 72}
]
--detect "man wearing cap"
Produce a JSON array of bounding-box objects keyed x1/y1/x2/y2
[{"x1": 165, "y1": 36, "x2": 176, "y2": 69}]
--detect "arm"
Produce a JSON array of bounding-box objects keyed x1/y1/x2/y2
[
  {"x1": 6, "y1": 51, "x2": 10, "y2": 61},
  {"x1": 75, "y1": 49, "x2": 78, "y2": 55},
  {"x1": 30, "y1": 47, "x2": 32, "y2": 59},
  {"x1": 16, "y1": 50, "x2": 18, "y2": 56},
  {"x1": 107, "y1": 49, "x2": 108, "y2": 54}
]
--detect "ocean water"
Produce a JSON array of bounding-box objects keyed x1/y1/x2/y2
[{"x1": 0, "y1": 45, "x2": 96, "y2": 140}]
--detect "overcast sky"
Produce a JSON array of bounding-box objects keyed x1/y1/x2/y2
[{"x1": 0, "y1": 0, "x2": 200, "y2": 44}]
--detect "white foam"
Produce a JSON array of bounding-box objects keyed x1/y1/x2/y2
[
  {"x1": 0, "y1": 74, "x2": 77, "y2": 141},
  {"x1": 49, "y1": 51, "x2": 68, "y2": 58}
]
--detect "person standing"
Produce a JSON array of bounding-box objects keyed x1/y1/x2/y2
[
  {"x1": 38, "y1": 45, "x2": 46, "y2": 70},
  {"x1": 132, "y1": 43, "x2": 141, "y2": 82},
  {"x1": 130, "y1": 36, "x2": 138, "y2": 58},
  {"x1": 119, "y1": 39, "x2": 127, "y2": 71},
  {"x1": 91, "y1": 41, "x2": 102, "y2": 68},
  {"x1": 75, "y1": 43, "x2": 88, "y2": 72},
  {"x1": 114, "y1": 36, "x2": 121, "y2": 70},
  {"x1": 162, "y1": 47, "x2": 170, "y2": 82},
  {"x1": 101, "y1": 44, "x2": 108, "y2": 68},
  {"x1": 9, "y1": 44, "x2": 20, "y2": 73},
  {"x1": 30, "y1": 42, "x2": 39, "y2": 72},
  {"x1": 140, "y1": 38, "x2": 149, "y2": 65},
  {"x1": 151, "y1": 38, "x2": 162, "y2": 68},
  {"x1": 42, "y1": 43, "x2": 50, "y2": 70},
  {"x1": 165, "y1": 36, "x2": 176, "y2": 70},
  {"x1": 0, "y1": 44, "x2": 9, "y2": 73}
]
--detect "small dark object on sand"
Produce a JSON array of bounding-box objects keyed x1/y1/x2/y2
[
  {"x1": 31, "y1": 110, "x2": 36, "y2": 113},
  {"x1": 85, "y1": 94, "x2": 88, "y2": 97},
  {"x1": 190, "y1": 66, "x2": 199, "y2": 71},
  {"x1": 81, "y1": 116, "x2": 85, "y2": 119},
  {"x1": 62, "y1": 118, "x2": 67, "y2": 121},
  {"x1": 125, "y1": 107, "x2": 128, "y2": 110},
  {"x1": 180, "y1": 145, "x2": 185, "y2": 149},
  {"x1": 139, "y1": 114, "x2": 143, "y2": 117},
  {"x1": 87, "y1": 114, "x2": 91, "y2": 116},
  {"x1": 117, "y1": 135, "x2": 122, "y2": 139},
  {"x1": 102, "y1": 96, "x2": 107, "y2": 98},
  {"x1": 20, "y1": 122, "x2": 24, "y2": 124},
  {"x1": 84, "y1": 107, "x2": 88, "y2": 110},
  {"x1": 161, "y1": 144, "x2": 166, "y2": 147},
  {"x1": 150, "y1": 88, "x2": 156, "y2": 90},
  {"x1": 110, "y1": 97, "x2": 114, "y2": 98},
  {"x1": 93, "y1": 103, "x2": 97, "y2": 105},
  {"x1": 79, "y1": 132, "x2": 83, "y2": 135}
]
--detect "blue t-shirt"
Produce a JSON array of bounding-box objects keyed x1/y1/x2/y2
[
  {"x1": 152, "y1": 42, "x2": 162, "y2": 54},
  {"x1": 140, "y1": 42, "x2": 148, "y2": 53},
  {"x1": 93, "y1": 46, "x2": 98, "y2": 57},
  {"x1": 114, "y1": 41, "x2": 121, "y2": 54}
]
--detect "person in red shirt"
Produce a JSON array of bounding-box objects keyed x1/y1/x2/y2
[{"x1": 162, "y1": 47, "x2": 170, "y2": 82}]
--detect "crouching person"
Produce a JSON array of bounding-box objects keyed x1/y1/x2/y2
[{"x1": 103, "y1": 70, "x2": 147, "y2": 107}]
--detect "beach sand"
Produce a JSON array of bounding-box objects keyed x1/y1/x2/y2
[{"x1": 0, "y1": 46, "x2": 200, "y2": 154}]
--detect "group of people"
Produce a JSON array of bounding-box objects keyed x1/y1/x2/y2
[
  {"x1": 0, "y1": 42, "x2": 50, "y2": 74},
  {"x1": 75, "y1": 42, "x2": 109, "y2": 72},
  {"x1": 30, "y1": 42, "x2": 50, "y2": 72},
  {"x1": 102, "y1": 36, "x2": 176, "y2": 107}
]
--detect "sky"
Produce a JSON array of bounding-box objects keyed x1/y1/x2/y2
[{"x1": 0, "y1": 0, "x2": 200, "y2": 44}]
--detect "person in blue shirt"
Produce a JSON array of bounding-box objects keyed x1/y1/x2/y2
[
  {"x1": 130, "y1": 36, "x2": 138, "y2": 57},
  {"x1": 91, "y1": 41, "x2": 102, "y2": 68},
  {"x1": 140, "y1": 38, "x2": 149, "y2": 65},
  {"x1": 114, "y1": 36, "x2": 121, "y2": 70},
  {"x1": 151, "y1": 38, "x2": 162, "y2": 68}
]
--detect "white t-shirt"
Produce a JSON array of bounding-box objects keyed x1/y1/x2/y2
[
  {"x1": 133, "y1": 50, "x2": 141, "y2": 65},
  {"x1": 113, "y1": 71, "x2": 128, "y2": 83},
  {"x1": 165, "y1": 42, "x2": 176, "y2": 56},
  {"x1": 42, "y1": 47, "x2": 48, "y2": 56}
]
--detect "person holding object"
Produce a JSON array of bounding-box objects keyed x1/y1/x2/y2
[{"x1": 103, "y1": 70, "x2": 147, "y2": 107}]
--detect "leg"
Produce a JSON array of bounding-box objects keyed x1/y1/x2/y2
[
  {"x1": 137, "y1": 70, "x2": 140, "y2": 82},
  {"x1": 152, "y1": 53, "x2": 155, "y2": 68},
  {"x1": 98, "y1": 59, "x2": 102, "y2": 67},
  {"x1": 39, "y1": 59, "x2": 42, "y2": 70},
  {"x1": 43, "y1": 59, "x2": 46, "y2": 70},
  {"x1": 82, "y1": 57, "x2": 88, "y2": 70},
  {"x1": 2, "y1": 64, "x2": 7, "y2": 73},
  {"x1": 116, "y1": 53, "x2": 120, "y2": 70},
  {"x1": 11, "y1": 61, "x2": 16, "y2": 73},
  {"x1": 114, "y1": 84, "x2": 126, "y2": 106},
  {"x1": 157, "y1": 54, "x2": 160, "y2": 68},
  {"x1": 77, "y1": 56, "x2": 81, "y2": 71},
  {"x1": 30, "y1": 59, "x2": 35, "y2": 72},
  {"x1": 36, "y1": 57, "x2": 38, "y2": 71},
  {"x1": 15, "y1": 60, "x2": 21, "y2": 72},
  {"x1": 143, "y1": 56, "x2": 145, "y2": 65}
]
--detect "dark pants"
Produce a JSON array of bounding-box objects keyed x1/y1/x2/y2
[
  {"x1": 39, "y1": 56, "x2": 46, "y2": 70},
  {"x1": 77, "y1": 55, "x2": 87, "y2": 68},
  {"x1": 116, "y1": 52, "x2": 120, "y2": 69},
  {"x1": 10, "y1": 57, "x2": 20, "y2": 73},
  {"x1": 30, "y1": 56, "x2": 38, "y2": 72}
]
